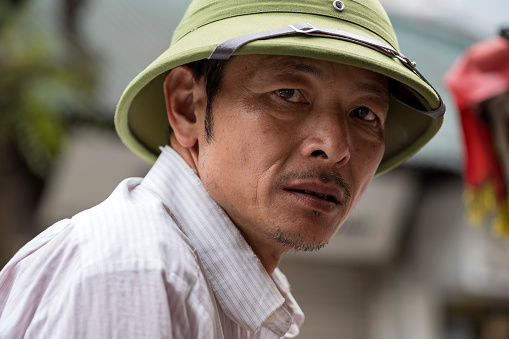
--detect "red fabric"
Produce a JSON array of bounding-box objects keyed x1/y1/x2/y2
[
  {"x1": 445, "y1": 36, "x2": 509, "y2": 109},
  {"x1": 459, "y1": 106, "x2": 505, "y2": 197},
  {"x1": 445, "y1": 36, "x2": 509, "y2": 197}
]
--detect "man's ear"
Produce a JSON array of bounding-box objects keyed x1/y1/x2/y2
[{"x1": 164, "y1": 66, "x2": 200, "y2": 148}]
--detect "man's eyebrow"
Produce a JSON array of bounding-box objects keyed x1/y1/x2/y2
[
  {"x1": 356, "y1": 82, "x2": 389, "y2": 101},
  {"x1": 267, "y1": 58, "x2": 389, "y2": 100},
  {"x1": 274, "y1": 60, "x2": 326, "y2": 80}
]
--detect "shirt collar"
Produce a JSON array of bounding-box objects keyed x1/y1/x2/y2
[{"x1": 142, "y1": 146, "x2": 302, "y2": 335}]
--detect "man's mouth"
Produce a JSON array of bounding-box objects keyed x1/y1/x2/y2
[
  {"x1": 286, "y1": 189, "x2": 339, "y2": 204},
  {"x1": 276, "y1": 169, "x2": 351, "y2": 209}
]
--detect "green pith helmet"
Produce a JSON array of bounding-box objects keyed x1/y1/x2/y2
[{"x1": 115, "y1": 0, "x2": 445, "y2": 174}]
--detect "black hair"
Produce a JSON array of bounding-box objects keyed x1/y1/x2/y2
[{"x1": 187, "y1": 58, "x2": 231, "y2": 142}]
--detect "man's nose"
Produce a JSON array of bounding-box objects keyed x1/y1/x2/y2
[{"x1": 300, "y1": 113, "x2": 351, "y2": 166}]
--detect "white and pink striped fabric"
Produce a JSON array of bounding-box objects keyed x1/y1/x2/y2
[{"x1": 0, "y1": 146, "x2": 303, "y2": 338}]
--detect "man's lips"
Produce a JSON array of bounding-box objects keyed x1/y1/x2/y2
[
  {"x1": 283, "y1": 182, "x2": 344, "y2": 206},
  {"x1": 287, "y1": 189, "x2": 338, "y2": 203},
  {"x1": 275, "y1": 169, "x2": 351, "y2": 211}
]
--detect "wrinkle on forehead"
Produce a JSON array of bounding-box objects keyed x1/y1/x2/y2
[{"x1": 237, "y1": 55, "x2": 388, "y2": 96}]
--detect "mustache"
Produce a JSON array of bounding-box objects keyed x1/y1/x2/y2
[{"x1": 274, "y1": 169, "x2": 352, "y2": 201}]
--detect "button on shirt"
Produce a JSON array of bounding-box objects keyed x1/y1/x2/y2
[{"x1": 0, "y1": 146, "x2": 304, "y2": 338}]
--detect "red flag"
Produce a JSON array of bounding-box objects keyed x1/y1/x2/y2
[{"x1": 444, "y1": 34, "x2": 509, "y2": 236}]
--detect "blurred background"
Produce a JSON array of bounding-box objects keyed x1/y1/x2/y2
[{"x1": 1, "y1": 0, "x2": 509, "y2": 338}]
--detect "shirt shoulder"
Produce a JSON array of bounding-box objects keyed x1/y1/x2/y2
[
  {"x1": 0, "y1": 178, "x2": 207, "y2": 338},
  {"x1": 72, "y1": 177, "x2": 200, "y2": 279}
]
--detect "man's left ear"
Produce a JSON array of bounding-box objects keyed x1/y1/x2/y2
[{"x1": 163, "y1": 65, "x2": 200, "y2": 148}]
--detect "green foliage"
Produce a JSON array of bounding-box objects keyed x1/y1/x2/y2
[{"x1": 0, "y1": 2, "x2": 97, "y2": 179}]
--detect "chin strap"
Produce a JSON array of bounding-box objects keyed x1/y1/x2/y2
[{"x1": 210, "y1": 23, "x2": 418, "y2": 66}]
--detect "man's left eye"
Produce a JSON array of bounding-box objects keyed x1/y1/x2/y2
[
  {"x1": 351, "y1": 107, "x2": 377, "y2": 121},
  {"x1": 276, "y1": 89, "x2": 306, "y2": 103}
]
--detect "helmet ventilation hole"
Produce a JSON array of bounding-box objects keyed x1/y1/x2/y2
[{"x1": 333, "y1": 0, "x2": 345, "y2": 12}]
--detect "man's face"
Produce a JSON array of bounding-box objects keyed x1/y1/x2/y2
[{"x1": 195, "y1": 55, "x2": 389, "y2": 253}]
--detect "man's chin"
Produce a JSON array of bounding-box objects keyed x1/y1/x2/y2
[{"x1": 269, "y1": 227, "x2": 330, "y2": 253}]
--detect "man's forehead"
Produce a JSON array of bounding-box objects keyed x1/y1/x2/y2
[
  {"x1": 224, "y1": 54, "x2": 389, "y2": 98},
  {"x1": 227, "y1": 55, "x2": 387, "y2": 82}
]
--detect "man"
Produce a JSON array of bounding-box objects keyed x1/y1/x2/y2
[{"x1": 0, "y1": 0, "x2": 445, "y2": 338}]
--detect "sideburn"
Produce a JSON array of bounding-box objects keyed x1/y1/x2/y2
[{"x1": 204, "y1": 59, "x2": 230, "y2": 143}]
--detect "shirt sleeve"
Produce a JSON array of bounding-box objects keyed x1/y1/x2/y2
[{"x1": 21, "y1": 266, "x2": 175, "y2": 339}]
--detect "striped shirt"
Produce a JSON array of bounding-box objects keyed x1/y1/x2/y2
[{"x1": 0, "y1": 146, "x2": 304, "y2": 338}]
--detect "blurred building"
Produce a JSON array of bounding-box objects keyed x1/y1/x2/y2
[{"x1": 7, "y1": 0, "x2": 509, "y2": 338}]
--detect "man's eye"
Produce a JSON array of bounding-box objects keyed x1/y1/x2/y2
[
  {"x1": 351, "y1": 107, "x2": 377, "y2": 121},
  {"x1": 276, "y1": 89, "x2": 305, "y2": 103}
]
